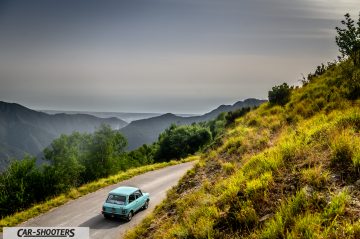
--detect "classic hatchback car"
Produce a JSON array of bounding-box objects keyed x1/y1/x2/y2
[{"x1": 102, "y1": 186, "x2": 149, "y2": 221}]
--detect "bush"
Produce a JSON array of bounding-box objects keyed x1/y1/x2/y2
[
  {"x1": 207, "y1": 112, "x2": 226, "y2": 138},
  {"x1": 155, "y1": 124, "x2": 212, "y2": 161},
  {"x1": 268, "y1": 83, "x2": 292, "y2": 106},
  {"x1": 0, "y1": 157, "x2": 47, "y2": 216},
  {"x1": 346, "y1": 68, "x2": 360, "y2": 99},
  {"x1": 225, "y1": 107, "x2": 251, "y2": 125}
]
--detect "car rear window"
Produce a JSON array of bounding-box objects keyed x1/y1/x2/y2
[{"x1": 106, "y1": 194, "x2": 126, "y2": 205}]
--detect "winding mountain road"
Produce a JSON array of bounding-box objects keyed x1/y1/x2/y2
[{"x1": 18, "y1": 162, "x2": 195, "y2": 239}]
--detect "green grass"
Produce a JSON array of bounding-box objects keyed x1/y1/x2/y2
[
  {"x1": 245, "y1": 172, "x2": 273, "y2": 199},
  {"x1": 322, "y1": 190, "x2": 349, "y2": 223},
  {"x1": 0, "y1": 156, "x2": 198, "y2": 231},
  {"x1": 259, "y1": 189, "x2": 310, "y2": 239},
  {"x1": 301, "y1": 165, "x2": 330, "y2": 187},
  {"x1": 330, "y1": 128, "x2": 360, "y2": 170}
]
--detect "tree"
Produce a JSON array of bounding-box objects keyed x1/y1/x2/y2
[
  {"x1": 44, "y1": 132, "x2": 88, "y2": 189},
  {"x1": 335, "y1": 13, "x2": 360, "y2": 67},
  {"x1": 127, "y1": 144, "x2": 156, "y2": 167},
  {"x1": 268, "y1": 83, "x2": 292, "y2": 106},
  {"x1": 208, "y1": 112, "x2": 226, "y2": 138},
  {"x1": 0, "y1": 156, "x2": 42, "y2": 216},
  {"x1": 82, "y1": 124, "x2": 127, "y2": 181},
  {"x1": 156, "y1": 124, "x2": 212, "y2": 161}
]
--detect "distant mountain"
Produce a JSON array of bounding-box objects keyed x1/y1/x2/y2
[
  {"x1": 0, "y1": 101, "x2": 128, "y2": 170},
  {"x1": 120, "y1": 98, "x2": 266, "y2": 150},
  {"x1": 41, "y1": 110, "x2": 162, "y2": 123},
  {"x1": 41, "y1": 110, "x2": 197, "y2": 123}
]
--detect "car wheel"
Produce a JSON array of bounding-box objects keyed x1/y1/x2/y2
[
  {"x1": 104, "y1": 214, "x2": 110, "y2": 219},
  {"x1": 143, "y1": 201, "x2": 149, "y2": 209},
  {"x1": 127, "y1": 211, "x2": 133, "y2": 221}
]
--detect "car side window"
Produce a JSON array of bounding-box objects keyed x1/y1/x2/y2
[
  {"x1": 135, "y1": 190, "x2": 142, "y2": 199},
  {"x1": 129, "y1": 194, "x2": 135, "y2": 203}
]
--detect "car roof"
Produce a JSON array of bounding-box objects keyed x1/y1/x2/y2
[{"x1": 109, "y1": 186, "x2": 138, "y2": 196}]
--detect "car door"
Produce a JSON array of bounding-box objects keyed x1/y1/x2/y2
[
  {"x1": 137, "y1": 190, "x2": 145, "y2": 206},
  {"x1": 128, "y1": 193, "x2": 137, "y2": 211},
  {"x1": 134, "y1": 190, "x2": 143, "y2": 211}
]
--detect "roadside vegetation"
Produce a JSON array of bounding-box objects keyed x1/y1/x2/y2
[
  {"x1": 0, "y1": 123, "x2": 211, "y2": 220},
  {"x1": 125, "y1": 12, "x2": 360, "y2": 239},
  {"x1": 0, "y1": 156, "x2": 197, "y2": 231}
]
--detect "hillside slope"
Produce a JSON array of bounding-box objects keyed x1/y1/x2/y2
[
  {"x1": 121, "y1": 98, "x2": 266, "y2": 150},
  {"x1": 0, "y1": 102, "x2": 127, "y2": 169},
  {"x1": 125, "y1": 61, "x2": 360, "y2": 238}
]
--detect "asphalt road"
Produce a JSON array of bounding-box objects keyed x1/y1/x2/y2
[{"x1": 16, "y1": 162, "x2": 195, "y2": 239}]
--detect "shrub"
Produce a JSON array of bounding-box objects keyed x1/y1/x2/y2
[
  {"x1": 346, "y1": 68, "x2": 360, "y2": 99},
  {"x1": 268, "y1": 83, "x2": 292, "y2": 106},
  {"x1": 225, "y1": 107, "x2": 251, "y2": 125},
  {"x1": 0, "y1": 157, "x2": 43, "y2": 216},
  {"x1": 156, "y1": 124, "x2": 212, "y2": 161}
]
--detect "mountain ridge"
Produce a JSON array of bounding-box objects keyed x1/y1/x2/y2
[{"x1": 120, "y1": 98, "x2": 266, "y2": 150}]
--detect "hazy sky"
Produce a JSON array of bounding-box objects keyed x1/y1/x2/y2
[{"x1": 0, "y1": 0, "x2": 358, "y2": 114}]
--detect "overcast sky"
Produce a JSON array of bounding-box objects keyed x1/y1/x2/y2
[{"x1": 0, "y1": 0, "x2": 358, "y2": 114}]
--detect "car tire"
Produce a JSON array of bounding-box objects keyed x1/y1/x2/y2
[
  {"x1": 143, "y1": 200, "x2": 149, "y2": 209},
  {"x1": 104, "y1": 214, "x2": 110, "y2": 219},
  {"x1": 127, "y1": 211, "x2": 133, "y2": 221}
]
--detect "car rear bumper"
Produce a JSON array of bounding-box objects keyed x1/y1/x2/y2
[{"x1": 102, "y1": 211, "x2": 127, "y2": 218}]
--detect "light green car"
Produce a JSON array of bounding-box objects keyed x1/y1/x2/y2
[{"x1": 102, "y1": 186, "x2": 150, "y2": 221}]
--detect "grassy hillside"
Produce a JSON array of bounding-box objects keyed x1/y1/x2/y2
[{"x1": 125, "y1": 60, "x2": 360, "y2": 238}]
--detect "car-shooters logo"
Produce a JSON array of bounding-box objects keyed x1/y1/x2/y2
[{"x1": 3, "y1": 227, "x2": 89, "y2": 239}]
